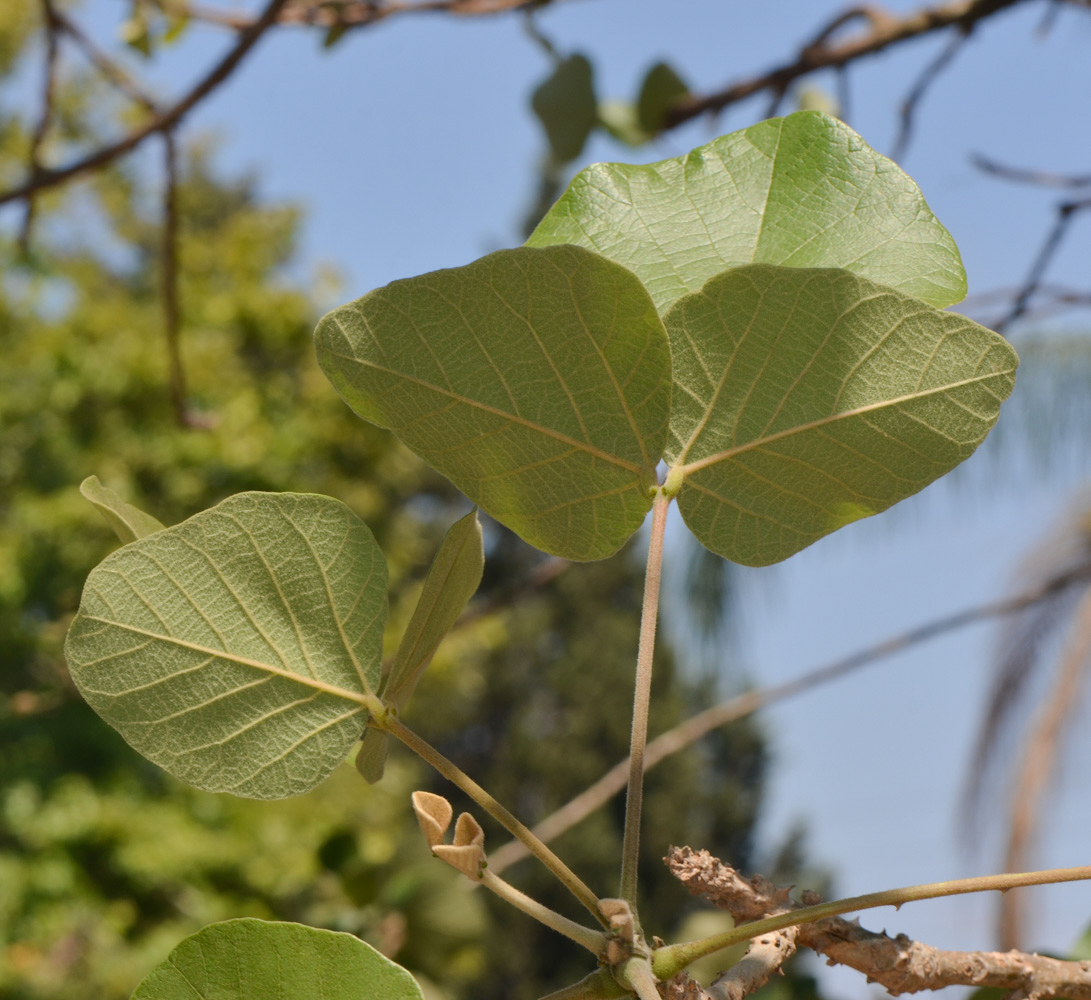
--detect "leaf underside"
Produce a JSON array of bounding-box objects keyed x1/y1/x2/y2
[
  {"x1": 64, "y1": 492, "x2": 388, "y2": 799},
  {"x1": 130, "y1": 919, "x2": 424, "y2": 1000},
  {"x1": 528, "y1": 110, "x2": 967, "y2": 314},
  {"x1": 665, "y1": 265, "x2": 1018, "y2": 566},
  {"x1": 80, "y1": 474, "x2": 166, "y2": 544},
  {"x1": 315, "y1": 244, "x2": 672, "y2": 561}
]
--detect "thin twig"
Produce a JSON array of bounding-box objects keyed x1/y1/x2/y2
[
  {"x1": 664, "y1": 849, "x2": 1091, "y2": 999},
  {"x1": 994, "y1": 195, "x2": 1091, "y2": 333},
  {"x1": 663, "y1": 0, "x2": 1030, "y2": 131},
  {"x1": 890, "y1": 27, "x2": 968, "y2": 162},
  {"x1": 487, "y1": 563, "x2": 1091, "y2": 876},
  {"x1": 19, "y1": 0, "x2": 61, "y2": 252},
  {"x1": 972, "y1": 153, "x2": 1091, "y2": 189},
  {"x1": 161, "y1": 130, "x2": 192, "y2": 427},
  {"x1": 156, "y1": 0, "x2": 574, "y2": 31},
  {"x1": 54, "y1": 8, "x2": 160, "y2": 112},
  {"x1": 0, "y1": 0, "x2": 290, "y2": 209}
]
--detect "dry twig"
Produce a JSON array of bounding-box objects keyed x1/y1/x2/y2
[{"x1": 665, "y1": 847, "x2": 1091, "y2": 1000}]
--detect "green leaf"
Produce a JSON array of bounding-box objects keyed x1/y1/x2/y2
[
  {"x1": 80, "y1": 475, "x2": 166, "y2": 544},
  {"x1": 664, "y1": 265, "x2": 1018, "y2": 566},
  {"x1": 130, "y1": 919, "x2": 424, "y2": 1000},
  {"x1": 315, "y1": 244, "x2": 671, "y2": 561},
  {"x1": 531, "y1": 53, "x2": 599, "y2": 164},
  {"x1": 358, "y1": 508, "x2": 484, "y2": 783},
  {"x1": 596, "y1": 100, "x2": 649, "y2": 148},
  {"x1": 528, "y1": 110, "x2": 966, "y2": 314},
  {"x1": 636, "y1": 61, "x2": 689, "y2": 135},
  {"x1": 64, "y1": 492, "x2": 388, "y2": 799}
]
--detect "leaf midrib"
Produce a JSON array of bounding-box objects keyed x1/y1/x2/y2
[
  {"x1": 77, "y1": 615, "x2": 372, "y2": 707},
  {"x1": 673, "y1": 370, "x2": 1012, "y2": 476},
  {"x1": 323, "y1": 347, "x2": 647, "y2": 475}
]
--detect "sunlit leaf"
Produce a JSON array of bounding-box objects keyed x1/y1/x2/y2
[
  {"x1": 528, "y1": 110, "x2": 966, "y2": 314},
  {"x1": 358, "y1": 508, "x2": 484, "y2": 782},
  {"x1": 64, "y1": 492, "x2": 387, "y2": 799},
  {"x1": 80, "y1": 475, "x2": 165, "y2": 544},
  {"x1": 130, "y1": 919, "x2": 424, "y2": 1000},
  {"x1": 531, "y1": 53, "x2": 599, "y2": 163},
  {"x1": 636, "y1": 61, "x2": 689, "y2": 135},
  {"x1": 665, "y1": 265, "x2": 1018, "y2": 566},
  {"x1": 315, "y1": 244, "x2": 671, "y2": 561}
]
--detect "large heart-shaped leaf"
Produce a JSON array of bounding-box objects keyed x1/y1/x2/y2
[
  {"x1": 130, "y1": 919, "x2": 424, "y2": 1000},
  {"x1": 528, "y1": 110, "x2": 966, "y2": 313},
  {"x1": 315, "y1": 244, "x2": 671, "y2": 561},
  {"x1": 664, "y1": 265, "x2": 1018, "y2": 566},
  {"x1": 64, "y1": 492, "x2": 387, "y2": 799}
]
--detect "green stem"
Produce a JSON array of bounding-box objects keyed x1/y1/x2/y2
[
  {"x1": 382, "y1": 713, "x2": 606, "y2": 924},
  {"x1": 616, "y1": 958, "x2": 661, "y2": 1000},
  {"x1": 619, "y1": 491, "x2": 670, "y2": 911},
  {"x1": 480, "y1": 869, "x2": 606, "y2": 954},
  {"x1": 651, "y1": 864, "x2": 1091, "y2": 980}
]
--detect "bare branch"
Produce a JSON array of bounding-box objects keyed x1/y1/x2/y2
[
  {"x1": 0, "y1": 0, "x2": 291, "y2": 209},
  {"x1": 972, "y1": 153, "x2": 1091, "y2": 189},
  {"x1": 487, "y1": 563, "x2": 1091, "y2": 876},
  {"x1": 155, "y1": 0, "x2": 577, "y2": 31},
  {"x1": 161, "y1": 131, "x2": 195, "y2": 428},
  {"x1": 19, "y1": 0, "x2": 61, "y2": 251},
  {"x1": 890, "y1": 27, "x2": 968, "y2": 162},
  {"x1": 666, "y1": 848, "x2": 1091, "y2": 1000},
  {"x1": 994, "y1": 195, "x2": 1091, "y2": 333},
  {"x1": 663, "y1": 0, "x2": 1030, "y2": 131}
]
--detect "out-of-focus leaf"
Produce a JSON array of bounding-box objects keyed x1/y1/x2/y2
[
  {"x1": 324, "y1": 22, "x2": 348, "y2": 49},
  {"x1": 130, "y1": 919, "x2": 425, "y2": 999},
  {"x1": 65, "y1": 492, "x2": 388, "y2": 799},
  {"x1": 79, "y1": 475, "x2": 165, "y2": 544},
  {"x1": 531, "y1": 53, "x2": 599, "y2": 163},
  {"x1": 636, "y1": 61, "x2": 689, "y2": 135},
  {"x1": 664, "y1": 265, "x2": 1018, "y2": 566},
  {"x1": 597, "y1": 100, "x2": 648, "y2": 147},
  {"x1": 529, "y1": 110, "x2": 967, "y2": 314},
  {"x1": 315, "y1": 244, "x2": 671, "y2": 562}
]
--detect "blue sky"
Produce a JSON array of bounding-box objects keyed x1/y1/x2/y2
[{"x1": 42, "y1": 1, "x2": 1091, "y2": 993}]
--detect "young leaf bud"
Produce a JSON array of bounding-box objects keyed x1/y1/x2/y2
[{"x1": 411, "y1": 791, "x2": 453, "y2": 848}]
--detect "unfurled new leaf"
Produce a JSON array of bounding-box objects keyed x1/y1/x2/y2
[
  {"x1": 315, "y1": 244, "x2": 671, "y2": 561},
  {"x1": 65, "y1": 492, "x2": 388, "y2": 799},
  {"x1": 358, "y1": 509, "x2": 484, "y2": 783},
  {"x1": 130, "y1": 919, "x2": 424, "y2": 1000},
  {"x1": 80, "y1": 475, "x2": 165, "y2": 544},
  {"x1": 528, "y1": 110, "x2": 966, "y2": 314},
  {"x1": 664, "y1": 265, "x2": 1018, "y2": 566}
]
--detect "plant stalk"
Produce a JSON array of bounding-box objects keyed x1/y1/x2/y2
[
  {"x1": 382, "y1": 714, "x2": 606, "y2": 924},
  {"x1": 480, "y1": 869, "x2": 607, "y2": 954},
  {"x1": 651, "y1": 864, "x2": 1091, "y2": 979},
  {"x1": 619, "y1": 490, "x2": 671, "y2": 911}
]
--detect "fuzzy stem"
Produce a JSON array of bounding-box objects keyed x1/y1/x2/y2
[
  {"x1": 651, "y1": 864, "x2": 1091, "y2": 979},
  {"x1": 382, "y1": 714, "x2": 606, "y2": 924},
  {"x1": 616, "y1": 958, "x2": 662, "y2": 1000},
  {"x1": 480, "y1": 869, "x2": 606, "y2": 954},
  {"x1": 619, "y1": 491, "x2": 671, "y2": 911}
]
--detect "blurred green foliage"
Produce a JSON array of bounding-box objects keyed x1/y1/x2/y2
[{"x1": 0, "y1": 19, "x2": 797, "y2": 1000}]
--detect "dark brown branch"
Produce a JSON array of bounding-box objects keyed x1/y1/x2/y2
[
  {"x1": 665, "y1": 848, "x2": 1091, "y2": 1000},
  {"x1": 19, "y1": 0, "x2": 61, "y2": 251},
  {"x1": 994, "y1": 194, "x2": 1091, "y2": 333},
  {"x1": 161, "y1": 131, "x2": 193, "y2": 428},
  {"x1": 663, "y1": 0, "x2": 1030, "y2": 131},
  {"x1": 486, "y1": 562, "x2": 1091, "y2": 875},
  {"x1": 890, "y1": 27, "x2": 968, "y2": 162},
  {"x1": 0, "y1": 0, "x2": 290, "y2": 209}
]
